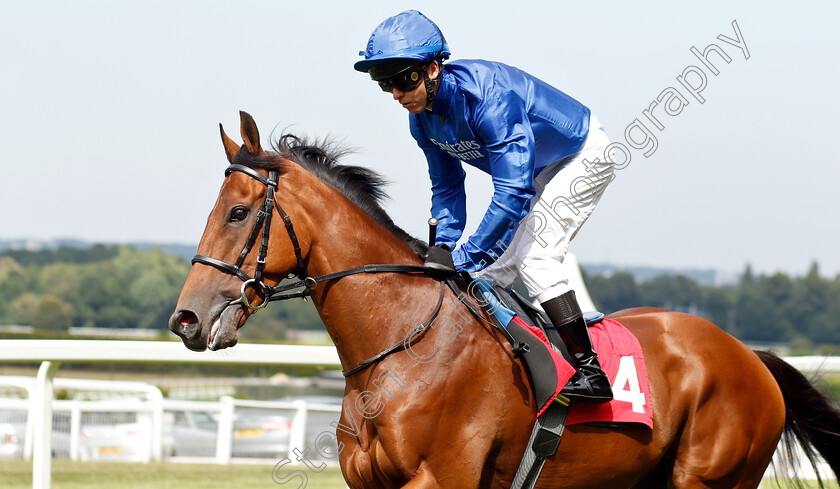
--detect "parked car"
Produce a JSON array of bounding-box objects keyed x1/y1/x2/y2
[
  {"x1": 78, "y1": 412, "x2": 152, "y2": 462},
  {"x1": 274, "y1": 396, "x2": 342, "y2": 461},
  {"x1": 0, "y1": 410, "x2": 71, "y2": 459},
  {"x1": 0, "y1": 409, "x2": 26, "y2": 459},
  {"x1": 0, "y1": 422, "x2": 21, "y2": 458},
  {"x1": 231, "y1": 410, "x2": 292, "y2": 458},
  {"x1": 164, "y1": 409, "x2": 292, "y2": 459},
  {"x1": 0, "y1": 404, "x2": 295, "y2": 461},
  {"x1": 163, "y1": 410, "x2": 217, "y2": 457}
]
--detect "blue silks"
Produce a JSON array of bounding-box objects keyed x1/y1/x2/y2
[{"x1": 409, "y1": 60, "x2": 591, "y2": 272}]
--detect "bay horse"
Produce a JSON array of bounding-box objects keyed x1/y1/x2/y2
[{"x1": 169, "y1": 111, "x2": 840, "y2": 489}]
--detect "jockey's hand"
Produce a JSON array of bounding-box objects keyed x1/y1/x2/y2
[{"x1": 424, "y1": 244, "x2": 456, "y2": 274}]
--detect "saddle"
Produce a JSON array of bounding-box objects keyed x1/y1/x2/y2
[
  {"x1": 468, "y1": 281, "x2": 599, "y2": 489},
  {"x1": 468, "y1": 279, "x2": 606, "y2": 414}
]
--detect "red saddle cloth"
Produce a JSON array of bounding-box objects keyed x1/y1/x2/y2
[
  {"x1": 515, "y1": 316, "x2": 653, "y2": 428},
  {"x1": 567, "y1": 318, "x2": 653, "y2": 428}
]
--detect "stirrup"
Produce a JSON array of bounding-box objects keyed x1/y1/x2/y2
[
  {"x1": 560, "y1": 380, "x2": 613, "y2": 403},
  {"x1": 560, "y1": 356, "x2": 613, "y2": 403}
]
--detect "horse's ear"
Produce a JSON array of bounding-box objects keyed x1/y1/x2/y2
[
  {"x1": 219, "y1": 123, "x2": 240, "y2": 164},
  {"x1": 239, "y1": 111, "x2": 263, "y2": 154}
]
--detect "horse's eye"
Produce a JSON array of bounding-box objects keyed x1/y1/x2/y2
[{"x1": 229, "y1": 207, "x2": 249, "y2": 222}]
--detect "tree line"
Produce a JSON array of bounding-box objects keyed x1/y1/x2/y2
[
  {"x1": 583, "y1": 263, "x2": 840, "y2": 348},
  {"x1": 0, "y1": 246, "x2": 317, "y2": 342},
  {"x1": 1, "y1": 246, "x2": 838, "y2": 349}
]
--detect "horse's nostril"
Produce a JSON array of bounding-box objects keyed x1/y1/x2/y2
[
  {"x1": 171, "y1": 310, "x2": 200, "y2": 340},
  {"x1": 179, "y1": 310, "x2": 198, "y2": 327}
]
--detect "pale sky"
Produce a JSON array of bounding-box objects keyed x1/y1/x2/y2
[{"x1": 1, "y1": 1, "x2": 838, "y2": 277}]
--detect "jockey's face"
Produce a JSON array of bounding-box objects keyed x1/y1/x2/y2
[{"x1": 391, "y1": 62, "x2": 440, "y2": 114}]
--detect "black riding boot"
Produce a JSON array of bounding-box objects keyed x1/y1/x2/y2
[{"x1": 541, "y1": 290, "x2": 613, "y2": 403}]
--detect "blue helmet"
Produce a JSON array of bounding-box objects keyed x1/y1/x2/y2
[{"x1": 354, "y1": 10, "x2": 450, "y2": 73}]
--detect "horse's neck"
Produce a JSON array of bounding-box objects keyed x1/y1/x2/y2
[{"x1": 302, "y1": 188, "x2": 439, "y2": 374}]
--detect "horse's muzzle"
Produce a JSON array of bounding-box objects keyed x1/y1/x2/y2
[{"x1": 169, "y1": 300, "x2": 243, "y2": 351}]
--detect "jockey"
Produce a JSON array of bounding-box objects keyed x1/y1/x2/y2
[{"x1": 354, "y1": 10, "x2": 615, "y2": 404}]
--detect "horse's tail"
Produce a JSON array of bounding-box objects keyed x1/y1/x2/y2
[{"x1": 755, "y1": 350, "x2": 840, "y2": 487}]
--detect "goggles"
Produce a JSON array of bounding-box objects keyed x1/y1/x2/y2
[{"x1": 376, "y1": 67, "x2": 426, "y2": 93}]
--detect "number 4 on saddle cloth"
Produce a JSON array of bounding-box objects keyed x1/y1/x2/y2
[{"x1": 473, "y1": 279, "x2": 653, "y2": 428}]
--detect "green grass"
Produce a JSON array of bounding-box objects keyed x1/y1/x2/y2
[
  {"x1": 760, "y1": 479, "x2": 825, "y2": 489},
  {"x1": 0, "y1": 460, "x2": 833, "y2": 488},
  {"x1": 0, "y1": 460, "x2": 347, "y2": 489}
]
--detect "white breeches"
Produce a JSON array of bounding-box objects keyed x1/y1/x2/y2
[{"x1": 477, "y1": 115, "x2": 615, "y2": 304}]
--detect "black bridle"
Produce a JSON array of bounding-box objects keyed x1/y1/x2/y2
[
  {"x1": 191, "y1": 163, "x2": 527, "y2": 375},
  {"x1": 191, "y1": 164, "x2": 440, "y2": 309},
  {"x1": 191, "y1": 164, "x2": 309, "y2": 310}
]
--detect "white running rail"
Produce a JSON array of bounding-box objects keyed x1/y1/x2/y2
[{"x1": 0, "y1": 340, "x2": 341, "y2": 489}]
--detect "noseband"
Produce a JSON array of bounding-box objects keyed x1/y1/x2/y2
[{"x1": 192, "y1": 164, "x2": 310, "y2": 310}]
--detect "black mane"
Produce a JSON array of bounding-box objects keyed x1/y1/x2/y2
[{"x1": 239, "y1": 134, "x2": 428, "y2": 256}]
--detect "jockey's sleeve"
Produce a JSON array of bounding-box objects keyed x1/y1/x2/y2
[
  {"x1": 452, "y1": 91, "x2": 536, "y2": 273},
  {"x1": 410, "y1": 116, "x2": 467, "y2": 249}
]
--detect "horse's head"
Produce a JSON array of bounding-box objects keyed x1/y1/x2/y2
[{"x1": 169, "y1": 111, "x2": 311, "y2": 351}]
